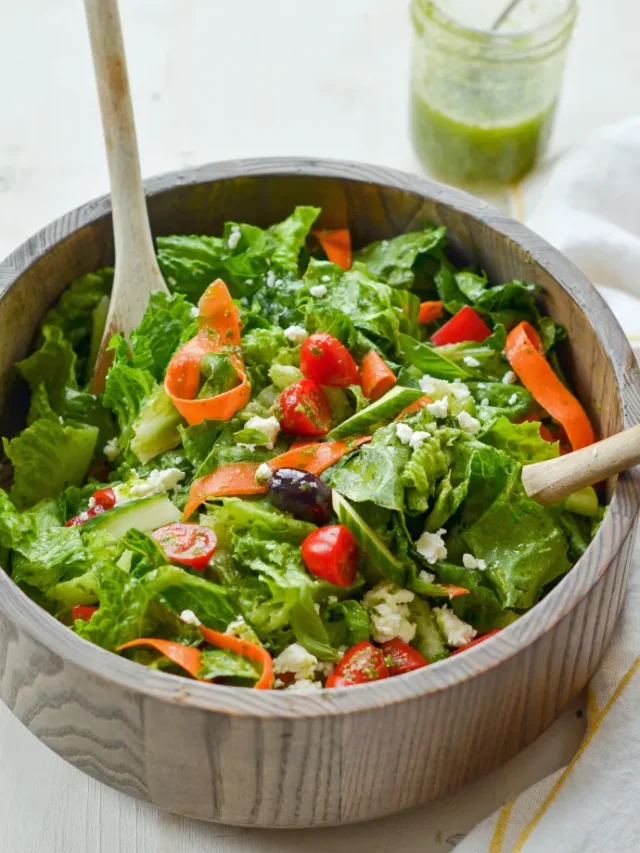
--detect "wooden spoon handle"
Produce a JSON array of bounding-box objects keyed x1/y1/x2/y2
[{"x1": 521, "y1": 424, "x2": 640, "y2": 505}]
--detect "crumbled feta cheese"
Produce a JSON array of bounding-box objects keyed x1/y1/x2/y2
[
  {"x1": 103, "y1": 437, "x2": 120, "y2": 461},
  {"x1": 415, "y1": 528, "x2": 447, "y2": 564},
  {"x1": 309, "y1": 284, "x2": 327, "y2": 298},
  {"x1": 396, "y1": 423, "x2": 414, "y2": 445},
  {"x1": 463, "y1": 355, "x2": 481, "y2": 368},
  {"x1": 502, "y1": 370, "x2": 517, "y2": 385},
  {"x1": 227, "y1": 225, "x2": 241, "y2": 250},
  {"x1": 273, "y1": 643, "x2": 318, "y2": 681},
  {"x1": 427, "y1": 397, "x2": 449, "y2": 419},
  {"x1": 433, "y1": 606, "x2": 477, "y2": 647},
  {"x1": 457, "y1": 411, "x2": 481, "y2": 435},
  {"x1": 189, "y1": 305, "x2": 199, "y2": 319},
  {"x1": 78, "y1": 511, "x2": 90, "y2": 523},
  {"x1": 180, "y1": 609, "x2": 202, "y2": 626},
  {"x1": 266, "y1": 270, "x2": 277, "y2": 288},
  {"x1": 316, "y1": 661, "x2": 335, "y2": 677},
  {"x1": 480, "y1": 397, "x2": 490, "y2": 407},
  {"x1": 462, "y1": 553, "x2": 487, "y2": 571},
  {"x1": 328, "y1": 595, "x2": 338, "y2": 605},
  {"x1": 508, "y1": 393, "x2": 519, "y2": 406},
  {"x1": 113, "y1": 467, "x2": 185, "y2": 505},
  {"x1": 244, "y1": 415, "x2": 280, "y2": 450},
  {"x1": 321, "y1": 275, "x2": 331, "y2": 283},
  {"x1": 450, "y1": 379, "x2": 471, "y2": 401},
  {"x1": 409, "y1": 430, "x2": 430, "y2": 450},
  {"x1": 225, "y1": 617, "x2": 254, "y2": 640},
  {"x1": 477, "y1": 382, "x2": 486, "y2": 389},
  {"x1": 363, "y1": 582, "x2": 416, "y2": 643},
  {"x1": 88, "y1": 497, "x2": 97, "y2": 510},
  {"x1": 284, "y1": 325, "x2": 307, "y2": 345},
  {"x1": 419, "y1": 569, "x2": 436, "y2": 584},
  {"x1": 419, "y1": 376, "x2": 437, "y2": 395},
  {"x1": 255, "y1": 462, "x2": 273, "y2": 484},
  {"x1": 287, "y1": 679, "x2": 322, "y2": 691}
]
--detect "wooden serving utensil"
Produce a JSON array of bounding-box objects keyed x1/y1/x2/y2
[
  {"x1": 522, "y1": 424, "x2": 640, "y2": 505},
  {"x1": 84, "y1": 0, "x2": 168, "y2": 393}
]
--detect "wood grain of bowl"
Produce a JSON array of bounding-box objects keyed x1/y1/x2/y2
[{"x1": 0, "y1": 159, "x2": 638, "y2": 828}]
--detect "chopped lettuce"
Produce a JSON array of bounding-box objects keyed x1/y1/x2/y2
[{"x1": 354, "y1": 226, "x2": 447, "y2": 290}]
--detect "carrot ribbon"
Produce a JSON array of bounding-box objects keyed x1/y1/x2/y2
[
  {"x1": 117, "y1": 638, "x2": 204, "y2": 679},
  {"x1": 183, "y1": 436, "x2": 371, "y2": 518},
  {"x1": 418, "y1": 301, "x2": 444, "y2": 325},
  {"x1": 505, "y1": 322, "x2": 595, "y2": 451},
  {"x1": 165, "y1": 279, "x2": 251, "y2": 425},
  {"x1": 313, "y1": 229, "x2": 351, "y2": 270},
  {"x1": 360, "y1": 350, "x2": 397, "y2": 401}
]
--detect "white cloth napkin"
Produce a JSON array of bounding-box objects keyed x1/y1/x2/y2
[{"x1": 456, "y1": 117, "x2": 640, "y2": 853}]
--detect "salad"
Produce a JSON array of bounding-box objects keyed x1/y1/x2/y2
[{"x1": 0, "y1": 207, "x2": 602, "y2": 691}]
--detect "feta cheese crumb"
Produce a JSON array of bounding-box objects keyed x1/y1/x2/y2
[
  {"x1": 502, "y1": 370, "x2": 517, "y2": 385},
  {"x1": 419, "y1": 569, "x2": 436, "y2": 584},
  {"x1": 463, "y1": 355, "x2": 481, "y2": 368},
  {"x1": 427, "y1": 396, "x2": 449, "y2": 419},
  {"x1": 396, "y1": 423, "x2": 414, "y2": 445},
  {"x1": 309, "y1": 284, "x2": 327, "y2": 298},
  {"x1": 419, "y1": 376, "x2": 437, "y2": 395},
  {"x1": 284, "y1": 325, "x2": 307, "y2": 345},
  {"x1": 227, "y1": 225, "x2": 241, "y2": 250},
  {"x1": 180, "y1": 609, "x2": 201, "y2": 626},
  {"x1": 480, "y1": 397, "x2": 490, "y2": 407},
  {"x1": 113, "y1": 467, "x2": 185, "y2": 505},
  {"x1": 457, "y1": 411, "x2": 481, "y2": 435},
  {"x1": 103, "y1": 437, "x2": 120, "y2": 461},
  {"x1": 225, "y1": 617, "x2": 250, "y2": 638},
  {"x1": 433, "y1": 606, "x2": 477, "y2": 647},
  {"x1": 328, "y1": 595, "x2": 338, "y2": 605},
  {"x1": 88, "y1": 496, "x2": 97, "y2": 510},
  {"x1": 255, "y1": 462, "x2": 273, "y2": 484},
  {"x1": 273, "y1": 643, "x2": 318, "y2": 681},
  {"x1": 462, "y1": 553, "x2": 487, "y2": 571},
  {"x1": 415, "y1": 528, "x2": 447, "y2": 564},
  {"x1": 409, "y1": 430, "x2": 430, "y2": 450},
  {"x1": 244, "y1": 415, "x2": 280, "y2": 450},
  {"x1": 287, "y1": 679, "x2": 322, "y2": 692},
  {"x1": 316, "y1": 661, "x2": 335, "y2": 677},
  {"x1": 266, "y1": 269, "x2": 277, "y2": 288},
  {"x1": 189, "y1": 305, "x2": 199, "y2": 319},
  {"x1": 450, "y1": 379, "x2": 471, "y2": 400},
  {"x1": 508, "y1": 393, "x2": 519, "y2": 406},
  {"x1": 363, "y1": 582, "x2": 416, "y2": 644},
  {"x1": 321, "y1": 275, "x2": 331, "y2": 283}
]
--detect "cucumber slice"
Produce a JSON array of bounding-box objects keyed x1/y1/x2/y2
[
  {"x1": 410, "y1": 597, "x2": 449, "y2": 663},
  {"x1": 82, "y1": 494, "x2": 181, "y2": 539},
  {"x1": 332, "y1": 491, "x2": 405, "y2": 587},
  {"x1": 327, "y1": 386, "x2": 423, "y2": 440}
]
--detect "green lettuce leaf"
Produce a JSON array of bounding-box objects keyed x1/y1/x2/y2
[
  {"x1": 130, "y1": 290, "x2": 197, "y2": 381},
  {"x1": 324, "y1": 443, "x2": 411, "y2": 512},
  {"x1": 198, "y1": 648, "x2": 260, "y2": 684},
  {"x1": 130, "y1": 387, "x2": 183, "y2": 464},
  {"x1": 480, "y1": 416, "x2": 559, "y2": 464},
  {"x1": 354, "y1": 226, "x2": 447, "y2": 289},
  {"x1": 324, "y1": 599, "x2": 370, "y2": 648},
  {"x1": 398, "y1": 333, "x2": 470, "y2": 381},
  {"x1": 17, "y1": 325, "x2": 77, "y2": 413},
  {"x1": 103, "y1": 335, "x2": 157, "y2": 447}
]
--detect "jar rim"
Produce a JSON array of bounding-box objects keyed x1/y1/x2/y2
[{"x1": 411, "y1": 0, "x2": 577, "y2": 56}]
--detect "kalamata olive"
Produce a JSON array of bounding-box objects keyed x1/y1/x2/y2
[{"x1": 267, "y1": 468, "x2": 333, "y2": 525}]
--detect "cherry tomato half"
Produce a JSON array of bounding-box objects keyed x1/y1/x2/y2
[
  {"x1": 299, "y1": 333, "x2": 360, "y2": 388},
  {"x1": 72, "y1": 605, "x2": 98, "y2": 622},
  {"x1": 301, "y1": 524, "x2": 358, "y2": 587},
  {"x1": 430, "y1": 305, "x2": 491, "y2": 346},
  {"x1": 278, "y1": 379, "x2": 332, "y2": 437},
  {"x1": 152, "y1": 523, "x2": 217, "y2": 570},
  {"x1": 64, "y1": 487, "x2": 117, "y2": 527},
  {"x1": 379, "y1": 639, "x2": 428, "y2": 676},
  {"x1": 326, "y1": 641, "x2": 389, "y2": 687},
  {"x1": 450, "y1": 629, "x2": 501, "y2": 655}
]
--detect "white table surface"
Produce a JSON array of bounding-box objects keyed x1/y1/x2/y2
[{"x1": 0, "y1": 1, "x2": 637, "y2": 850}]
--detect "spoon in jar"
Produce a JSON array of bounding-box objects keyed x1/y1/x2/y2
[
  {"x1": 84, "y1": 0, "x2": 168, "y2": 393},
  {"x1": 491, "y1": 0, "x2": 527, "y2": 31}
]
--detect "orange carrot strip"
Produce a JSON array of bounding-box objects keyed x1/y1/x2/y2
[
  {"x1": 199, "y1": 626, "x2": 274, "y2": 689},
  {"x1": 441, "y1": 585, "x2": 470, "y2": 600},
  {"x1": 395, "y1": 395, "x2": 433, "y2": 420},
  {"x1": 164, "y1": 279, "x2": 251, "y2": 426},
  {"x1": 313, "y1": 228, "x2": 352, "y2": 270},
  {"x1": 117, "y1": 638, "x2": 204, "y2": 680},
  {"x1": 418, "y1": 300, "x2": 444, "y2": 325},
  {"x1": 360, "y1": 350, "x2": 397, "y2": 401},
  {"x1": 183, "y1": 437, "x2": 372, "y2": 518},
  {"x1": 505, "y1": 322, "x2": 595, "y2": 451}
]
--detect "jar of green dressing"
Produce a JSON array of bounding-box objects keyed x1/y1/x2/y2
[{"x1": 410, "y1": 0, "x2": 577, "y2": 186}]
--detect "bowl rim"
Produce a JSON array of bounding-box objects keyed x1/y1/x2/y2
[{"x1": 1, "y1": 156, "x2": 638, "y2": 719}]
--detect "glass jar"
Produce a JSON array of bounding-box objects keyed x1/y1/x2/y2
[{"x1": 410, "y1": 0, "x2": 577, "y2": 187}]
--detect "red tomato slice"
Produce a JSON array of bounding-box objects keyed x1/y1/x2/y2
[
  {"x1": 450, "y1": 629, "x2": 501, "y2": 655},
  {"x1": 430, "y1": 305, "x2": 491, "y2": 346},
  {"x1": 301, "y1": 524, "x2": 358, "y2": 587},
  {"x1": 278, "y1": 379, "x2": 332, "y2": 437},
  {"x1": 72, "y1": 605, "x2": 98, "y2": 622},
  {"x1": 152, "y1": 523, "x2": 217, "y2": 570},
  {"x1": 299, "y1": 333, "x2": 360, "y2": 387},
  {"x1": 92, "y1": 487, "x2": 116, "y2": 510},
  {"x1": 325, "y1": 641, "x2": 389, "y2": 687},
  {"x1": 379, "y1": 639, "x2": 428, "y2": 676}
]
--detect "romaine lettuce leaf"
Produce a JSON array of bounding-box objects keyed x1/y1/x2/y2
[
  {"x1": 398, "y1": 333, "x2": 470, "y2": 381},
  {"x1": 17, "y1": 325, "x2": 77, "y2": 413},
  {"x1": 103, "y1": 335, "x2": 157, "y2": 448},
  {"x1": 324, "y1": 443, "x2": 411, "y2": 511},
  {"x1": 198, "y1": 648, "x2": 260, "y2": 684},
  {"x1": 130, "y1": 290, "x2": 198, "y2": 381},
  {"x1": 130, "y1": 387, "x2": 183, "y2": 464},
  {"x1": 480, "y1": 416, "x2": 559, "y2": 464},
  {"x1": 354, "y1": 226, "x2": 447, "y2": 289}
]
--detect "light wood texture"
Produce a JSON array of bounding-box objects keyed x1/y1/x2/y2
[
  {"x1": 83, "y1": 0, "x2": 167, "y2": 392},
  {"x1": 0, "y1": 159, "x2": 638, "y2": 828},
  {"x1": 523, "y1": 424, "x2": 640, "y2": 504}
]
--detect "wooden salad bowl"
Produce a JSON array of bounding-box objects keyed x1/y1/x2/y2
[{"x1": 0, "y1": 159, "x2": 638, "y2": 828}]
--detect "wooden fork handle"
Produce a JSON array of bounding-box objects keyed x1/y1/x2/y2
[{"x1": 522, "y1": 423, "x2": 640, "y2": 505}]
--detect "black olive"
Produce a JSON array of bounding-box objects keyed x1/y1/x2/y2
[{"x1": 267, "y1": 468, "x2": 332, "y2": 525}]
